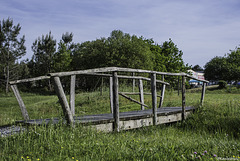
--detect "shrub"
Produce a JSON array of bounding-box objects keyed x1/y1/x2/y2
[{"x1": 218, "y1": 80, "x2": 227, "y2": 89}]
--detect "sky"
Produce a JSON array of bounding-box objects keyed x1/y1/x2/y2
[{"x1": 1, "y1": 0, "x2": 240, "y2": 68}]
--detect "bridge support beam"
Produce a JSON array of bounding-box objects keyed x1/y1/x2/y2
[
  {"x1": 53, "y1": 76, "x2": 74, "y2": 127},
  {"x1": 151, "y1": 73, "x2": 157, "y2": 125},
  {"x1": 112, "y1": 72, "x2": 119, "y2": 132}
]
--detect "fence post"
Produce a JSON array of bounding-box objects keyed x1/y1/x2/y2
[
  {"x1": 138, "y1": 79, "x2": 144, "y2": 110},
  {"x1": 132, "y1": 72, "x2": 135, "y2": 92},
  {"x1": 109, "y1": 77, "x2": 113, "y2": 113},
  {"x1": 182, "y1": 76, "x2": 186, "y2": 120},
  {"x1": 70, "y1": 74, "x2": 76, "y2": 115},
  {"x1": 151, "y1": 73, "x2": 157, "y2": 125},
  {"x1": 112, "y1": 72, "x2": 119, "y2": 132},
  {"x1": 11, "y1": 84, "x2": 29, "y2": 120},
  {"x1": 200, "y1": 82, "x2": 206, "y2": 106},
  {"x1": 53, "y1": 76, "x2": 74, "y2": 127},
  {"x1": 159, "y1": 75, "x2": 165, "y2": 108}
]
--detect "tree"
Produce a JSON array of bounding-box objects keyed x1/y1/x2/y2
[
  {"x1": 226, "y1": 47, "x2": 240, "y2": 82},
  {"x1": 31, "y1": 31, "x2": 56, "y2": 76},
  {"x1": 204, "y1": 46, "x2": 240, "y2": 83},
  {"x1": 192, "y1": 65, "x2": 203, "y2": 71},
  {"x1": 204, "y1": 56, "x2": 228, "y2": 81},
  {"x1": 31, "y1": 32, "x2": 56, "y2": 90},
  {"x1": 0, "y1": 18, "x2": 26, "y2": 93},
  {"x1": 53, "y1": 32, "x2": 73, "y2": 72}
]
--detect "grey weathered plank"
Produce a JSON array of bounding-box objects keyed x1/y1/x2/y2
[
  {"x1": 119, "y1": 92, "x2": 149, "y2": 108},
  {"x1": 182, "y1": 76, "x2": 186, "y2": 120},
  {"x1": 159, "y1": 75, "x2": 165, "y2": 108},
  {"x1": 53, "y1": 76, "x2": 74, "y2": 127},
  {"x1": 70, "y1": 75, "x2": 76, "y2": 115},
  {"x1": 200, "y1": 82, "x2": 206, "y2": 106},
  {"x1": 112, "y1": 72, "x2": 119, "y2": 132},
  {"x1": 109, "y1": 77, "x2": 113, "y2": 113},
  {"x1": 9, "y1": 76, "x2": 50, "y2": 84},
  {"x1": 10, "y1": 85, "x2": 29, "y2": 120},
  {"x1": 139, "y1": 79, "x2": 144, "y2": 110},
  {"x1": 17, "y1": 107, "x2": 195, "y2": 126},
  {"x1": 151, "y1": 73, "x2": 157, "y2": 125}
]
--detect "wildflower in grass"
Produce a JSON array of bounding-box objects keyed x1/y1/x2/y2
[
  {"x1": 204, "y1": 150, "x2": 207, "y2": 153},
  {"x1": 213, "y1": 154, "x2": 217, "y2": 157},
  {"x1": 194, "y1": 152, "x2": 197, "y2": 154},
  {"x1": 72, "y1": 157, "x2": 74, "y2": 159},
  {"x1": 37, "y1": 159, "x2": 40, "y2": 161}
]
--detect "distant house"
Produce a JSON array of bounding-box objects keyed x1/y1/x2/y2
[{"x1": 188, "y1": 70, "x2": 205, "y2": 87}]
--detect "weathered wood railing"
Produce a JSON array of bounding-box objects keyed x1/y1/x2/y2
[{"x1": 9, "y1": 67, "x2": 208, "y2": 131}]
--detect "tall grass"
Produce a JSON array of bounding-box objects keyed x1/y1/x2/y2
[{"x1": 0, "y1": 87, "x2": 240, "y2": 160}]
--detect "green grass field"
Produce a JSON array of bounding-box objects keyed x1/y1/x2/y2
[{"x1": 0, "y1": 86, "x2": 240, "y2": 160}]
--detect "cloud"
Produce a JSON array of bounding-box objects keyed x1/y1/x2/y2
[{"x1": 1, "y1": 0, "x2": 240, "y2": 67}]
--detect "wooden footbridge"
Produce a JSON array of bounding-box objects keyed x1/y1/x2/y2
[{"x1": 9, "y1": 67, "x2": 208, "y2": 132}]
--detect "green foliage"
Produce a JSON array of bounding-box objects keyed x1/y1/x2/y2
[
  {"x1": 53, "y1": 32, "x2": 74, "y2": 72},
  {"x1": 0, "y1": 18, "x2": 26, "y2": 93},
  {"x1": 72, "y1": 30, "x2": 155, "y2": 70},
  {"x1": 204, "y1": 46, "x2": 240, "y2": 82},
  {"x1": 31, "y1": 31, "x2": 56, "y2": 76},
  {"x1": 192, "y1": 64, "x2": 203, "y2": 71},
  {"x1": 218, "y1": 80, "x2": 227, "y2": 89}
]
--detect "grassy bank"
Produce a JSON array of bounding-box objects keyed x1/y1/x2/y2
[{"x1": 0, "y1": 87, "x2": 240, "y2": 160}]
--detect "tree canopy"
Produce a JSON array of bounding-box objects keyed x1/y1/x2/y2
[
  {"x1": 0, "y1": 18, "x2": 26, "y2": 93},
  {"x1": 0, "y1": 18, "x2": 191, "y2": 92},
  {"x1": 204, "y1": 47, "x2": 240, "y2": 82}
]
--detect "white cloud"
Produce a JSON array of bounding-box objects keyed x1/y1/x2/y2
[{"x1": 1, "y1": 0, "x2": 240, "y2": 67}]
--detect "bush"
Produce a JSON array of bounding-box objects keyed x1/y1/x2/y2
[{"x1": 218, "y1": 80, "x2": 227, "y2": 89}]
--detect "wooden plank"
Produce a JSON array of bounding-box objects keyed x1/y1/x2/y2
[
  {"x1": 109, "y1": 77, "x2": 113, "y2": 113},
  {"x1": 159, "y1": 75, "x2": 165, "y2": 108},
  {"x1": 17, "y1": 107, "x2": 195, "y2": 127},
  {"x1": 178, "y1": 76, "x2": 180, "y2": 96},
  {"x1": 117, "y1": 75, "x2": 170, "y2": 85},
  {"x1": 119, "y1": 92, "x2": 149, "y2": 108},
  {"x1": 159, "y1": 84, "x2": 166, "y2": 108},
  {"x1": 112, "y1": 72, "x2": 119, "y2": 132},
  {"x1": 49, "y1": 67, "x2": 189, "y2": 78},
  {"x1": 200, "y1": 82, "x2": 206, "y2": 106},
  {"x1": 53, "y1": 77, "x2": 74, "y2": 127},
  {"x1": 70, "y1": 75, "x2": 76, "y2": 115},
  {"x1": 49, "y1": 67, "x2": 118, "y2": 77},
  {"x1": 132, "y1": 72, "x2": 135, "y2": 92},
  {"x1": 138, "y1": 79, "x2": 144, "y2": 110},
  {"x1": 182, "y1": 76, "x2": 186, "y2": 120},
  {"x1": 120, "y1": 92, "x2": 161, "y2": 97},
  {"x1": 9, "y1": 76, "x2": 50, "y2": 84},
  {"x1": 151, "y1": 73, "x2": 157, "y2": 125},
  {"x1": 10, "y1": 85, "x2": 29, "y2": 120}
]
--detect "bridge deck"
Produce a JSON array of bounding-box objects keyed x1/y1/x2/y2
[{"x1": 15, "y1": 107, "x2": 194, "y2": 131}]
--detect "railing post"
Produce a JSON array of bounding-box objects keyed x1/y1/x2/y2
[
  {"x1": 132, "y1": 72, "x2": 135, "y2": 92},
  {"x1": 159, "y1": 75, "x2": 165, "y2": 108},
  {"x1": 182, "y1": 76, "x2": 186, "y2": 120},
  {"x1": 53, "y1": 76, "x2": 74, "y2": 127},
  {"x1": 11, "y1": 84, "x2": 29, "y2": 120},
  {"x1": 70, "y1": 75, "x2": 76, "y2": 115},
  {"x1": 138, "y1": 79, "x2": 144, "y2": 110},
  {"x1": 151, "y1": 73, "x2": 157, "y2": 125},
  {"x1": 109, "y1": 77, "x2": 113, "y2": 113},
  {"x1": 200, "y1": 82, "x2": 206, "y2": 106},
  {"x1": 112, "y1": 72, "x2": 119, "y2": 132}
]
